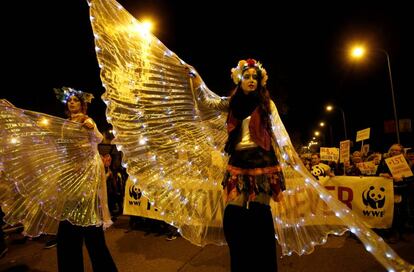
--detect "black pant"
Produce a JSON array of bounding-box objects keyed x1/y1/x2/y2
[
  {"x1": 223, "y1": 203, "x2": 278, "y2": 272},
  {"x1": 0, "y1": 208, "x2": 5, "y2": 251},
  {"x1": 57, "y1": 221, "x2": 117, "y2": 272}
]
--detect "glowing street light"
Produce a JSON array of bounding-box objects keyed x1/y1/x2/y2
[
  {"x1": 350, "y1": 45, "x2": 400, "y2": 144},
  {"x1": 130, "y1": 19, "x2": 155, "y2": 37},
  {"x1": 141, "y1": 20, "x2": 153, "y2": 33},
  {"x1": 351, "y1": 46, "x2": 365, "y2": 59},
  {"x1": 319, "y1": 121, "x2": 334, "y2": 146},
  {"x1": 326, "y1": 105, "x2": 348, "y2": 140}
]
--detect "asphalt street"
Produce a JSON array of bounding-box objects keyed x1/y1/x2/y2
[{"x1": 1, "y1": 215, "x2": 413, "y2": 272}]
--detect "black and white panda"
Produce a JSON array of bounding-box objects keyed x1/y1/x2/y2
[
  {"x1": 129, "y1": 184, "x2": 142, "y2": 200},
  {"x1": 362, "y1": 186, "x2": 386, "y2": 209},
  {"x1": 311, "y1": 165, "x2": 326, "y2": 180}
]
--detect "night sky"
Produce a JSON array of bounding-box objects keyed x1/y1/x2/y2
[{"x1": 4, "y1": 0, "x2": 413, "y2": 152}]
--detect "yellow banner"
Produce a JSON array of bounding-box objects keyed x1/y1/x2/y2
[
  {"x1": 123, "y1": 178, "x2": 224, "y2": 226},
  {"x1": 123, "y1": 176, "x2": 394, "y2": 228},
  {"x1": 323, "y1": 176, "x2": 394, "y2": 228},
  {"x1": 123, "y1": 179, "x2": 161, "y2": 220}
]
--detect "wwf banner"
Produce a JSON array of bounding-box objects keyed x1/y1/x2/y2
[
  {"x1": 123, "y1": 178, "x2": 161, "y2": 220},
  {"x1": 124, "y1": 176, "x2": 394, "y2": 229},
  {"x1": 323, "y1": 176, "x2": 394, "y2": 228},
  {"x1": 122, "y1": 177, "x2": 224, "y2": 226}
]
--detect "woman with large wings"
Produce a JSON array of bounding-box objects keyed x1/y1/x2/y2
[
  {"x1": 88, "y1": 0, "x2": 413, "y2": 271},
  {"x1": 0, "y1": 87, "x2": 117, "y2": 271},
  {"x1": 0, "y1": 96, "x2": 105, "y2": 236}
]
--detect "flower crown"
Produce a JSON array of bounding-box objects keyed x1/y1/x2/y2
[
  {"x1": 230, "y1": 58, "x2": 268, "y2": 87},
  {"x1": 54, "y1": 87, "x2": 94, "y2": 104}
]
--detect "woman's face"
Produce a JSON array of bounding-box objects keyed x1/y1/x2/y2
[
  {"x1": 241, "y1": 68, "x2": 258, "y2": 94},
  {"x1": 67, "y1": 95, "x2": 82, "y2": 114}
]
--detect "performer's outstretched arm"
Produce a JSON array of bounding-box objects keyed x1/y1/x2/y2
[{"x1": 187, "y1": 66, "x2": 230, "y2": 111}]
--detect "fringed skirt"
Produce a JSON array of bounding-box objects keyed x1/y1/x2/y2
[{"x1": 222, "y1": 147, "x2": 285, "y2": 206}]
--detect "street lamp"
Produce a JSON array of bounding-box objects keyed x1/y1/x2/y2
[
  {"x1": 326, "y1": 105, "x2": 348, "y2": 140},
  {"x1": 320, "y1": 121, "x2": 334, "y2": 146},
  {"x1": 350, "y1": 46, "x2": 400, "y2": 144}
]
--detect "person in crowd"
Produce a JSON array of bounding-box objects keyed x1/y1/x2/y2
[
  {"x1": 405, "y1": 149, "x2": 414, "y2": 230},
  {"x1": 344, "y1": 151, "x2": 363, "y2": 176},
  {"x1": 310, "y1": 153, "x2": 334, "y2": 182},
  {"x1": 376, "y1": 143, "x2": 414, "y2": 243},
  {"x1": 366, "y1": 152, "x2": 381, "y2": 166},
  {"x1": 111, "y1": 168, "x2": 126, "y2": 217},
  {"x1": 102, "y1": 154, "x2": 117, "y2": 217},
  {"x1": 300, "y1": 154, "x2": 312, "y2": 171},
  {"x1": 327, "y1": 160, "x2": 341, "y2": 176}
]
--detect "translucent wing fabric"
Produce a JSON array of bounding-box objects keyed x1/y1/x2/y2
[
  {"x1": 89, "y1": 0, "x2": 228, "y2": 246},
  {"x1": 0, "y1": 100, "x2": 105, "y2": 236},
  {"x1": 268, "y1": 103, "x2": 412, "y2": 270},
  {"x1": 89, "y1": 0, "x2": 413, "y2": 270}
]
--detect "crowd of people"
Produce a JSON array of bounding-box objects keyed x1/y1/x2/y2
[{"x1": 302, "y1": 143, "x2": 414, "y2": 245}]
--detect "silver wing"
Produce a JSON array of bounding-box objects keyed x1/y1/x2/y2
[
  {"x1": 90, "y1": 0, "x2": 229, "y2": 245},
  {"x1": 0, "y1": 100, "x2": 104, "y2": 236}
]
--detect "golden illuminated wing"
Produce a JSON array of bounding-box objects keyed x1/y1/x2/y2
[
  {"x1": 89, "y1": 1, "x2": 414, "y2": 270},
  {"x1": 0, "y1": 100, "x2": 105, "y2": 236},
  {"x1": 89, "y1": 0, "x2": 229, "y2": 245}
]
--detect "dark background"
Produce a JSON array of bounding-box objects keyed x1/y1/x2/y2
[{"x1": 4, "y1": 0, "x2": 413, "y2": 153}]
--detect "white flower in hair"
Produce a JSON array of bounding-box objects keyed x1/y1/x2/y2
[
  {"x1": 230, "y1": 59, "x2": 268, "y2": 86},
  {"x1": 260, "y1": 66, "x2": 268, "y2": 87}
]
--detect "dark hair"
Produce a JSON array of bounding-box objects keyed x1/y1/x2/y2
[
  {"x1": 64, "y1": 93, "x2": 88, "y2": 117},
  {"x1": 311, "y1": 153, "x2": 320, "y2": 158},
  {"x1": 230, "y1": 67, "x2": 271, "y2": 130},
  {"x1": 224, "y1": 67, "x2": 273, "y2": 154}
]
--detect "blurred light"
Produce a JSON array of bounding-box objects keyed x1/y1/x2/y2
[
  {"x1": 351, "y1": 46, "x2": 365, "y2": 59},
  {"x1": 141, "y1": 20, "x2": 153, "y2": 33},
  {"x1": 39, "y1": 117, "x2": 50, "y2": 126}
]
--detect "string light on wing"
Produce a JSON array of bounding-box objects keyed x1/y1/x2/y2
[{"x1": 89, "y1": 0, "x2": 414, "y2": 271}]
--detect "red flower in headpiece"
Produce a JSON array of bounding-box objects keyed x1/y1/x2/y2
[
  {"x1": 246, "y1": 58, "x2": 257, "y2": 67},
  {"x1": 231, "y1": 58, "x2": 268, "y2": 86}
]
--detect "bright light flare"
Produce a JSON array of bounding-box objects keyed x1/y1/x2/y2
[
  {"x1": 351, "y1": 46, "x2": 365, "y2": 59},
  {"x1": 39, "y1": 117, "x2": 50, "y2": 126},
  {"x1": 141, "y1": 21, "x2": 153, "y2": 33}
]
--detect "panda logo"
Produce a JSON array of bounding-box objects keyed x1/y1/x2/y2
[
  {"x1": 129, "y1": 184, "x2": 142, "y2": 200},
  {"x1": 311, "y1": 165, "x2": 326, "y2": 180},
  {"x1": 362, "y1": 186, "x2": 385, "y2": 209}
]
